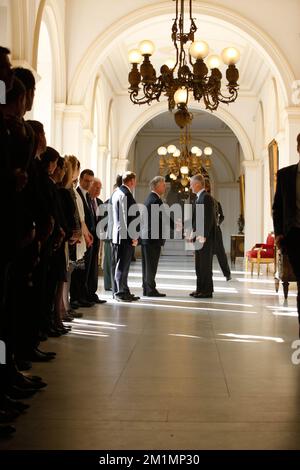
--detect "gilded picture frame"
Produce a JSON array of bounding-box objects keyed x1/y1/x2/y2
[{"x1": 268, "y1": 139, "x2": 279, "y2": 211}]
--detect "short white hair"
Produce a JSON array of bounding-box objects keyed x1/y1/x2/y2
[
  {"x1": 150, "y1": 176, "x2": 165, "y2": 191},
  {"x1": 190, "y1": 174, "x2": 205, "y2": 185}
]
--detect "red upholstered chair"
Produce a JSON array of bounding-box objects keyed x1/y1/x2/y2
[{"x1": 246, "y1": 233, "x2": 275, "y2": 276}]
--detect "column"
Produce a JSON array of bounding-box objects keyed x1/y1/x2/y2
[
  {"x1": 82, "y1": 128, "x2": 95, "y2": 170},
  {"x1": 97, "y1": 145, "x2": 109, "y2": 198},
  {"x1": 53, "y1": 103, "x2": 65, "y2": 154},
  {"x1": 62, "y1": 105, "x2": 85, "y2": 166},
  {"x1": 243, "y1": 160, "x2": 263, "y2": 252},
  {"x1": 282, "y1": 107, "x2": 300, "y2": 166}
]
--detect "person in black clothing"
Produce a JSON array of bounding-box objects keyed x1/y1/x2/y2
[
  {"x1": 205, "y1": 179, "x2": 231, "y2": 281},
  {"x1": 70, "y1": 169, "x2": 95, "y2": 307},
  {"x1": 111, "y1": 171, "x2": 139, "y2": 302},
  {"x1": 273, "y1": 133, "x2": 300, "y2": 337},
  {"x1": 189, "y1": 174, "x2": 216, "y2": 298},
  {"x1": 141, "y1": 176, "x2": 170, "y2": 297},
  {"x1": 87, "y1": 178, "x2": 106, "y2": 304}
]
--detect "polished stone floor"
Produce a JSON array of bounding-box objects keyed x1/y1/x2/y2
[{"x1": 1, "y1": 256, "x2": 300, "y2": 450}]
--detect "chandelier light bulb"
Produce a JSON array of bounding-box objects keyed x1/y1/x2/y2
[
  {"x1": 191, "y1": 146, "x2": 200, "y2": 154},
  {"x1": 174, "y1": 86, "x2": 188, "y2": 105},
  {"x1": 196, "y1": 149, "x2": 203, "y2": 157},
  {"x1": 207, "y1": 55, "x2": 222, "y2": 69},
  {"x1": 165, "y1": 58, "x2": 176, "y2": 70},
  {"x1": 128, "y1": 49, "x2": 143, "y2": 64},
  {"x1": 221, "y1": 47, "x2": 240, "y2": 65},
  {"x1": 138, "y1": 40, "x2": 155, "y2": 56},
  {"x1": 184, "y1": 187, "x2": 189, "y2": 192},
  {"x1": 189, "y1": 40, "x2": 209, "y2": 59},
  {"x1": 157, "y1": 146, "x2": 167, "y2": 156},
  {"x1": 173, "y1": 149, "x2": 181, "y2": 157},
  {"x1": 167, "y1": 144, "x2": 177, "y2": 154},
  {"x1": 180, "y1": 166, "x2": 189, "y2": 175},
  {"x1": 170, "y1": 173, "x2": 177, "y2": 180},
  {"x1": 204, "y1": 146, "x2": 213, "y2": 156}
]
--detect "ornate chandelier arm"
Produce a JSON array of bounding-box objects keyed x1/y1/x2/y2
[{"x1": 217, "y1": 87, "x2": 239, "y2": 104}]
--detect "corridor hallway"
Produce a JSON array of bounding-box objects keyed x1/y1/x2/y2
[{"x1": 1, "y1": 256, "x2": 300, "y2": 450}]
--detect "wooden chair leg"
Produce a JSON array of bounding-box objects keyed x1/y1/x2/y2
[
  {"x1": 266, "y1": 263, "x2": 269, "y2": 275},
  {"x1": 257, "y1": 261, "x2": 260, "y2": 276},
  {"x1": 251, "y1": 262, "x2": 254, "y2": 276}
]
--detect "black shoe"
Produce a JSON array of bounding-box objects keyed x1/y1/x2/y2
[
  {"x1": 105, "y1": 288, "x2": 112, "y2": 291},
  {"x1": 35, "y1": 348, "x2": 56, "y2": 357},
  {"x1": 114, "y1": 294, "x2": 133, "y2": 302},
  {"x1": 0, "y1": 396, "x2": 29, "y2": 413},
  {"x1": 129, "y1": 295, "x2": 140, "y2": 301},
  {"x1": 78, "y1": 299, "x2": 95, "y2": 307},
  {"x1": 47, "y1": 328, "x2": 62, "y2": 337},
  {"x1": 15, "y1": 359, "x2": 32, "y2": 371},
  {"x1": 0, "y1": 409, "x2": 20, "y2": 423},
  {"x1": 70, "y1": 301, "x2": 80, "y2": 310},
  {"x1": 0, "y1": 425, "x2": 16, "y2": 438},
  {"x1": 6, "y1": 386, "x2": 37, "y2": 400},
  {"x1": 88, "y1": 295, "x2": 107, "y2": 304},
  {"x1": 189, "y1": 291, "x2": 200, "y2": 297},
  {"x1": 226, "y1": 275, "x2": 232, "y2": 281},
  {"x1": 193, "y1": 292, "x2": 213, "y2": 298},
  {"x1": 68, "y1": 309, "x2": 83, "y2": 319},
  {"x1": 29, "y1": 350, "x2": 55, "y2": 362},
  {"x1": 145, "y1": 291, "x2": 166, "y2": 297}
]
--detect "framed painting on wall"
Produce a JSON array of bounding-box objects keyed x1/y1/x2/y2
[{"x1": 268, "y1": 139, "x2": 279, "y2": 211}]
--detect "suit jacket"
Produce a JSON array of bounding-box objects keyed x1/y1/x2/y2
[
  {"x1": 141, "y1": 192, "x2": 174, "y2": 246},
  {"x1": 111, "y1": 185, "x2": 139, "y2": 244},
  {"x1": 77, "y1": 186, "x2": 95, "y2": 234},
  {"x1": 273, "y1": 163, "x2": 298, "y2": 236},
  {"x1": 193, "y1": 190, "x2": 216, "y2": 241}
]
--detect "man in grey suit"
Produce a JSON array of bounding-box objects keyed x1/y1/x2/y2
[{"x1": 111, "y1": 171, "x2": 139, "y2": 302}]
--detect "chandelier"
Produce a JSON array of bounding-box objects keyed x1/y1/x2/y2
[
  {"x1": 128, "y1": 0, "x2": 240, "y2": 127},
  {"x1": 157, "y1": 124, "x2": 211, "y2": 194}
]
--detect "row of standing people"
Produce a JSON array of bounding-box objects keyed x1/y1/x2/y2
[{"x1": 104, "y1": 171, "x2": 231, "y2": 303}]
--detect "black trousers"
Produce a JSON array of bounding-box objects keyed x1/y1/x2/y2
[
  {"x1": 215, "y1": 227, "x2": 231, "y2": 278},
  {"x1": 141, "y1": 244, "x2": 161, "y2": 294},
  {"x1": 103, "y1": 240, "x2": 112, "y2": 290},
  {"x1": 70, "y1": 247, "x2": 92, "y2": 302},
  {"x1": 87, "y1": 239, "x2": 100, "y2": 298},
  {"x1": 195, "y1": 237, "x2": 214, "y2": 294},
  {"x1": 112, "y1": 242, "x2": 134, "y2": 296},
  {"x1": 285, "y1": 227, "x2": 300, "y2": 324}
]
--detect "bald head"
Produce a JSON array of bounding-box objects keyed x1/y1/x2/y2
[{"x1": 89, "y1": 178, "x2": 102, "y2": 199}]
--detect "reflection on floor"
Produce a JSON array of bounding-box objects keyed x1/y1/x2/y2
[{"x1": 1, "y1": 256, "x2": 300, "y2": 450}]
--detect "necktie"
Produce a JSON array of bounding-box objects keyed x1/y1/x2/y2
[{"x1": 92, "y1": 198, "x2": 98, "y2": 217}]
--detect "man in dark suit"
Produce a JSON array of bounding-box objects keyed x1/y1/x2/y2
[
  {"x1": 205, "y1": 179, "x2": 231, "y2": 281},
  {"x1": 71, "y1": 169, "x2": 106, "y2": 306},
  {"x1": 273, "y1": 133, "x2": 300, "y2": 336},
  {"x1": 189, "y1": 174, "x2": 216, "y2": 298},
  {"x1": 111, "y1": 171, "x2": 139, "y2": 302},
  {"x1": 88, "y1": 177, "x2": 106, "y2": 304},
  {"x1": 141, "y1": 176, "x2": 170, "y2": 297}
]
